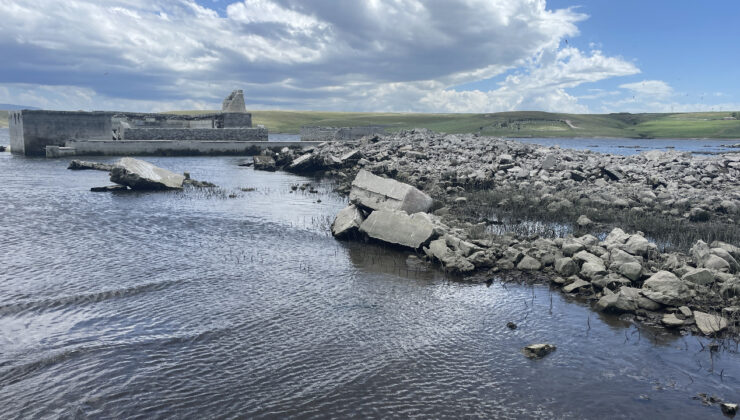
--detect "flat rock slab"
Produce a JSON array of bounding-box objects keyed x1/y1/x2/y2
[
  {"x1": 252, "y1": 155, "x2": 276, "y2": 171},
  {"x1": 110, "y1": 157, "x2": 185, "y2": 190},
  {"x1": 350, "y1": 169, "x2": 433, "y2": 214},
  {"x1": 694, "y1": 311, "x2": 729, "y2": 335},
  {"x1": 331, "y1": 205, "x2": 364, "y2": 238},
  {"x1": 359, "y1": 209, "x2": 435, "y2": 249}
]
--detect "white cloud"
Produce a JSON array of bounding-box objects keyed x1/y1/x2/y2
[
  {"x1": 0, "y1": 0, "x2": 642, "y2": 112},
  {"x1": 620, "y1": 80, "x2": 673, "y2": 99}
]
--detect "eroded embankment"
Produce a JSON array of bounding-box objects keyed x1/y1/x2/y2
[{"x1": 255, "y1": 129, "x2": 740, "y2": 339}]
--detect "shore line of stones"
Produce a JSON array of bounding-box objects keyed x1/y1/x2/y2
[{"x1": 251, "y1": 132, "x2": 740, "y2": 339}]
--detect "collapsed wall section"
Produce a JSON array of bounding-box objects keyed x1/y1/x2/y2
[{"x1": 122, "y1": 127, "x2": 267, "y2": 141}]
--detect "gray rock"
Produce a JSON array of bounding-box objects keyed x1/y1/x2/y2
[
  {"x1": 468, "y1": 250, "x2": 496, "y2": 268},
  {"x1": 561, "y1": 238, "x2": 585, "y2": 256},
  {"x1": 517, "y1": 255, "x2": 542, "y2": 271},
  {"x1": 678, "y1": 306, "x2": 693, "y2": 317},
  {"x1": 110, "y1": 158, "x2": 185, "y2": 190},
  {"x1": 288, "y1": 153, "x2": 321, "y2": 172},
  {"x1": 252, "y1": 155, "x2": 276, "y2": 171},
  {"x1": 623, "y1": 235, "x2": 651, "y2": 256},
  {"x1": 641, "y1": 270, "x2": 691, "y2": 306},
  {"x1": 704, "y1": 254, "x2": 731, "y2": 272},
  {"x1": 522, "y1": 343, "x2": 556, "y2": 359},
  {"x1": 693, "y1": 311, "x2": 729, "y2": 335},
  {"x1": 563, "y1": 279, "x2": 590, "y2": 293},
  {"x1": 710, "y1": 247, "x2": 739, "y2": 273},
  {"x1": 68, "y1": 160, "x2": 115, "y2": 171},
  {"x1": 554, "y1": 257, "x2": 578, "y2": 276},
  {"x1": 331, "y1": 205, "x2": 365, "y2": 238},
  {"x1": 710, "y1": 241, "x2": 740, "y2": 261},
  {"x1": 576, "y1": 215, "x2": 593, "y2": 227},
  {"x1": 350, "y1": 169, "x2": 433, "y2": 213},
  {"x1": 618, "y1": 262, "x2": 642, "y2": 281},
  {"x1": 360, "y1": 210, "x2": 435, "y2": 249},
  {"x1": 662, "y1": 313, "x2": 684, "y2": 328},
  {"x1": 90, "y1": 185, "x2": 128, "y2": 192},
  {"x1": 682, "y1": 268, "x2": 715, "y2": 285}
]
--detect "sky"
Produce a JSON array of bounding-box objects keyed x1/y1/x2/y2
[{"x1": 0, "y1": 0, "x2": 738, "y2": 114}]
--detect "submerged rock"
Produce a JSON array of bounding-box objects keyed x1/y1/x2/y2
[
  {"x1": 68, "y1": 160, "x2": 116, "y2": 171},
  {"x1": 350, "y1": 169, "x2": 433, "y2": 214},
  {"x1": 522, "y1": 343, "x2": 556, "y2": 359},
  {"x1": 90, "y1": 185, "x2": 128, "y2": 192},
  {"x1": 109, "y1": 157, "x2": 185, "y2": 190}
]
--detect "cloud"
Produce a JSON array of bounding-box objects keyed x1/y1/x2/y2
[
  {"x1": 0, "y1": 0, "x2": 641, "y2": 112},
  {"x1": 620, "y1": 80, "x2": 673, "y2": 99}
]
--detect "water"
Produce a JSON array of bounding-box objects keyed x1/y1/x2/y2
[
  {"x1": 1, "y1": 133, "x2": 740, "y2": 418},
  {"x1": 509, "y1": 136, "x2": 740, "y2": 155}
]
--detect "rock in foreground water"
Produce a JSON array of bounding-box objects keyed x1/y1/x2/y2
[
  {"x1": 359, "y1": 209, "x2": 435, "y2": 249},
  {"x1": 350, "y1": 169, "x2": 433, "y2": 213},
  {"x1": 522, "y1": 343, "x2": 556, "y2": 359},
  {"x1": 110, "y1": 158, "x2": 185, "y2": 190}
]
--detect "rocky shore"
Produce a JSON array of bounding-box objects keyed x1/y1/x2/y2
[{"x1": 258, "y1": 129, "x2": 740, "y2": 338}]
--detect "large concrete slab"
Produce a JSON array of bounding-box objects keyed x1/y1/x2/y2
[
  {"x1": 110, "y1": 157, "x2": 185, "y2": 190},
  {"x1": 350, "y1": 170, "x2": 433, "y2": 213},
  {"x1": 359, "y1": 210, "x2": 435, "y2": 249}
]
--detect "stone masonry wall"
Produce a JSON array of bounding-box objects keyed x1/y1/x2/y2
[
  {"x1": 10, "y1": 110, "x2": 113, "y2": 156},
  {"x1": 122, "y1": 127, "x2": 267, "y2": 141}
]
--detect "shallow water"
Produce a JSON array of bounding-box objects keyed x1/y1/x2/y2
[
  {"x1": 510, "y1": 136, "x2": 739, "y2": 155},
  {"x1": 1, "y1": 133, "x2": 740, "y2": 418}
]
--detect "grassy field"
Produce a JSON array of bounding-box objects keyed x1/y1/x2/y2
[
  {"x1": 172, "y1": 109, "x2": 740, "y2": 138},
  {"x1": 4, "y1": 108, "x2": 740, "y2": 138}
]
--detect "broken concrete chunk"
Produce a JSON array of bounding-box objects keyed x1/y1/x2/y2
[
  {"x1": 359, "y1": 209, "x2": 435, "y2": 249},
  {"x1": 68, "y1": 160, "x2": 116, "y2": 171},
  {"x1": 522, "y1": 343, "x2": 556, "y2": 359},
  {"x1": 331, "y1": 205, "x2": 365, "y2": 239},
  {"x1": 641, "y1": 270, "x2": 690, "y2": 306},
  {"x1": 253, "y1": 155, "x2": 277, "y2": 171},
  {"x1": 109, "y1": 157, "x2": 185, "y2": 190},
  {"x1": 350, "y1": 169, "x2": 433, "y2": 213},
  {"x1": 693, "y1": 311, "x2": 729, "y2": 335}
]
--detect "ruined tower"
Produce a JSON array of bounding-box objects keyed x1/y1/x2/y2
[{"x1": 222, "y1": 90, "x2": 246, "y2": 113}]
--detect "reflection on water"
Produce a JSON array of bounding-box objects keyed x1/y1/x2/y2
[{"x1": 0, "y1": 139, "x2": 739, "y2": 418}]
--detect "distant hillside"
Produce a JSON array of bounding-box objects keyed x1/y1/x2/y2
[{"x1": 171, "y1": 109, "x2": 740, "y2": 138}]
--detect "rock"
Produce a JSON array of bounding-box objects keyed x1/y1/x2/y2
[
  {"x1": 340, "y1": 150, "x2": 361, "y2": 163},
  {"x1": 704, "y1": 254, "x2": 731, "y2": 272},
  {"x1": 349, "y1": 169, "x2": 433, "y2": 213},
  {"x1": 554, "y1": 257, "x2": 579, "y2": 276},
  {"x1": 288, "y1": 153, "x2": 321, "y2": 172},
  {"x1": 604, "y1": 228, "x2": 630, "y2": 247},
  {"x1": 541, "y1": 155, "x2": 557, "y2": 170},
  {"x1": 662, "y1": 313, "x2": 685, "y2": 328},
  {"x1": 623, "y1": 235, "x2": 651, "y2": 256},
  {"x1": 596, "y1": 286, "x2": 644, "y2": 313},
  {"x1": 682, "y1": 268, "x2": 715, "y2": 285},
  {"x1": 580, "y1": 262, "x2": 607, "y2": 280},
  {"x1": 693, "y1": 311, "x2": 729, "y2": 335},
  {"x1": 711, "y1": 248, "x2": 740, "y2": 273},
  {"x1": 720, "y1": 403, "x2": 738, "y2": 417},
  {"x1": 360, "y1": 210, "x2": 435, "y2": 249},
  {"x1": 90, "y1": 185, "x2": 128, "y2": 192},
  {"x1": 641, "y1": 270, "x2": 690, "y2": 306},
  {"x1": 425, "y1": 238, "x2": 475, "y2": 273},
  {"x1": 331, "y1": 205, "x2": 365, "y2": 238},
  {"x1": 576, "y1": 215, "x2": 593, "y2": 227},
  {"x1": 517, "y1": 255, "x2": 542, "y2": 271},
  {"x1": 601, "y1": 165, "x2": 624, "y2": 181},
  {"x1": 618, "y1": 262, "x2": 642, "y2": 282},
  {"x1": 690, "y1": 240, "x2": 712, "y2": 266},
  {"x1": 678, "y1": 306, "x2": 693, "y2": 317},
  {"x1": 522, "y1": 343, "x2": 556, "y2": 359},
  {"x1": 253, "y1": 155, "x2": 277, "y2": 171},
  {"x1": 468, "y1": 250, "x2": 496, "y2": 268},
  {"x1": 563, "y1": 279, "x2": 590, "y2": 293},
  {"x1": 68, "y1": 160, "x2": 115, "y2": 171},
  {"x1": 506, "y1": 322, "x2": 518, "y2": 330},
  {"x1": 689, "y1": 207, "x2": 711, "y2": 222},
  {"x1": 561, "y1": 238, "x2": 586, "y2": 256},
  {"x1": 109, "y1": 158, "x2": 185, "y2": 190},
  {"x1": 711, "y1": 241, "x2": 740, "y2": 261},
  {"x1": 0, "y1": 145, "x2": 5, "y2": 152}
]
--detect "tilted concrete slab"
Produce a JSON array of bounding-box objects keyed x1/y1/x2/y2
[
  {"x1": 110, "y1": 157, "x2": 185, "y2": 190},
  {"x1": 359, "y1": 210, "x2": 435, "y2": 249},
  {"x1": 350, "y1": 169, "x2": 433, "y2": 214}
]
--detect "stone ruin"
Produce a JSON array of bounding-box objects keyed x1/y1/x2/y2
[{"x1": 222, "y1": 90, "x2": 246, "y2": 113}]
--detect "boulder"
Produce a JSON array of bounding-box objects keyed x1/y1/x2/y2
[
  {"x1": 662, "y1": 313, "x2": 684, "y2": 328},
  {"x1": 710, "y1": 248, "x2": 740, "y2": 273},
  {"x1": 641, "y1": 271, "x2": 690, "y2": 306},
  {"x1": 693, "y1": 311, "x2": 729, "y2": 335},
  {"x1": 331, "y1": 205, "x2": 365, "y2": 238},
  {"x1": 517, "y1": 255, "x2": 542, "y2": 271},
  {"x1": 554, "y1": 257, "x2": 578, "y2": 276},
  {"x1": 618, "y1": 262, "x2": 642, "y2": 282},
  {"x1": 576, "y1": 215, "x2": 593, "y2": 227},
  {"x1": 253, "y1": 155, "x2": 277, "y2": 171},
  {"x1": 623, "y1": 235, "x2": 651, "y2": 256},
  {"x1": 595, "y1": 286, "x2": 644, "y2": 313},
  {"x1": 349, "y1": 170, "x2": 433, "y2": 213},
  {"x1": 704, "y1": 255, "x2": 731, "y2": 272},
  {"x1": 360, "y1": 210, "x2": 435, "y2": 249},
  {"x1": 710, "y1": 241, "x2": 740, "y2": 261},
  {"x1": 288, "y1": 153, "x2": 322, "y2": 172},
  {"x1": 681, "y1": 268, "x2": 715, "y2": 285},
  {"x1": 424, "y1": 238, "x2": 474, "y2": 273},
  {"x1": 109, "y1": 158, "x2": 185, "y2": 190}
]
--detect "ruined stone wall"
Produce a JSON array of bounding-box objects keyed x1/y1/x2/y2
[
  {"x1": 10, "y1": 110, "x2": 113, "y2": 156},
  {"x1": 122, "y1": 127, "x2": 267, "y2": 141},
  {"x1": 300, "y1": 126, "x2": 385, "y2": 142}
]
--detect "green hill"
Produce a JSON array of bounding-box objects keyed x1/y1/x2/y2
[{"x1": 172, "y1": 110, "x2": 740, "y2": 138}]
